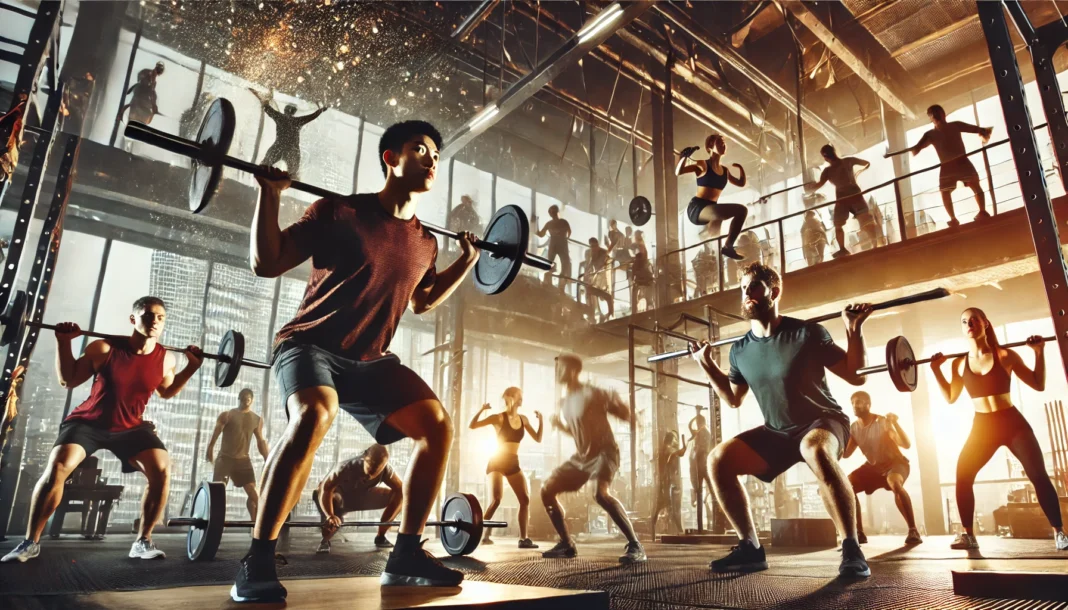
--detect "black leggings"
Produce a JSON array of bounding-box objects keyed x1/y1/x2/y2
[{"x1": 956, "y1": 407, "x2": 1062, "y2": 531}]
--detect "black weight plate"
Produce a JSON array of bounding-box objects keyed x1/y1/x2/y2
[
  {"x1": 629, "y1": 195, "x2": 652, "y2": 226},
  {"x1": 187, "y1": 481, "x2": 225, "y2": 561},
  {"x1": 189, "y1": 98, "x2": 236, "y2": 214},
  {"x1": 473, "y1": 205, "x2": 529, "y2": 295},
  {"x1": 886, "y1": 335, "x2": 918, "y2": 392},
  {"x1": 440, "y1": 492, "x2": 483, "y2": 556},
  {"x1": 1, "y1": 290, "x2": 28, "y2": 347},
  {"x1": 215, "y1": 329, "x2": 245, "y2": 388}
]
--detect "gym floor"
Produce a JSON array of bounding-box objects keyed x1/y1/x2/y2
[{"x1": 1, "y1": 532, "x2": 1066, "y2": 608}]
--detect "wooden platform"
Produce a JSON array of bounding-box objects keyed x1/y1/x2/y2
[
  {"x1": 70, "y1": 577, "x2": 609, "y2": 609},
  {"x1": 659, "y1": 534, "x2": 754, "y2": 545},
  {"x1": 952, "y1": 570, "x2": 1068, "y2": 602}
]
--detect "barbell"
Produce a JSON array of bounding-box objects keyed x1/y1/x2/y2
[
  {"x1": 859, "y1": 333, "x2": 1054, "y2": 392},
  {"x1": 171, "y1": 481, "x2": 505, "y2": 560},
  {"x1": 647, "y1": 287, "x2": 953, "y2": 363},
  {"x1": 0, "y1": 290, "x2": 267, "y2": 388},
  {"x1": 123, "y1": 98, "x2": 552, "y2": 295}
]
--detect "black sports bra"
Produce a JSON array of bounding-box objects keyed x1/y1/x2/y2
[
  {"x1": 497, "y1": 415, "x2": 525, "y2": 443},
  {"x1": 961, "y1": 350, "x2": 1012, "y2": 398},
  {"x1": 696, "y1": 164, "x2": 729, "y2": 190}
]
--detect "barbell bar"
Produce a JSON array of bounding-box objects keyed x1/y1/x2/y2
[
  {"x1": 122, "y1": 98, "x2": 552, "y2": 295},
  {"x1": 647, "y1": 287, "x2": 952, "y2": 363},
  {"x1": 167, "y1": 516, "x2": 507, "y2": 531},
  {"x1": 0, "y1": 290, "x2": 267, "y2": 388}
]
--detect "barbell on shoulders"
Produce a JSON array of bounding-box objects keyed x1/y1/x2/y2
[
  {"x1": 171, "y1": 482, "x2": 504, "y2": 560},
  {"x1": 123, "y1": 98, "x2": 552, "y2": 295},
  {"x1": 0, "y1": 290, "x2": 266, "y2": 387}
]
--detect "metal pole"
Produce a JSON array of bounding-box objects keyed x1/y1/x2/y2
[
  {"x1": 628, "y1": 324, "x2": 637, "y2": 508},
  {"x1": 187, "y1": 263, "x2": 215, "y2": 493},
  {"x1": 972, "y1": 93, "x2": 998, "y2": 215},
  {"x1": 351, "y1": 116, "x2": 365, "y2": 193},
  {"x1": 261, "y1": 279, "x2": 282, "y2": 440}
]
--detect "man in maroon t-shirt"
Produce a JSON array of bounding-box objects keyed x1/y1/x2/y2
[
  {"x1": 232, "y1": 120, "x2": 480, "y2": 603},
  {"x1": 1, "y1": 297, "x2": 202, "y2": 565}
]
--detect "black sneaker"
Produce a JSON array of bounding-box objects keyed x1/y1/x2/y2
[
  {"x1": 619, "y1": 541, "x2": 647, "y2": 564},
  {"x1": 380, "y1": 540, "x2": 463, "y2": 587},
  {"x1": 720, "y1": 246, "x2": 744, "y2": 261},
  {"x1": 839, "y1": 538, "x2": 871, "y2": 578},
  {"x1": 231, "y1": 553, "x2": 287, "y2": 603},
  {"x1": 542, "y1": 540, "x2": 577, "y2": 558},
  {"x1": 710, "y1": 540, "x2": 767, "y2": 573},
  {"x1": 518, "y1": 538, "x2": 539, "y2": 549},
  {"x1": 374, "y1": 535, "x2": 393, "y2": 549}
]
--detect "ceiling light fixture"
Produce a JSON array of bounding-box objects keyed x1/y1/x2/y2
[{"x1": 577, "y1": 3, "x2": 624, "y2": 44}]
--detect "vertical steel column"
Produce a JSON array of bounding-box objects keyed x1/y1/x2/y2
[
  {"x1": 187, "y1": 263, "x2": 215, "y2": 493},
  {"x1": 109, "y1": 13, "x2": 143, "y2": 147},
  {"x1": 445, "y1": 290, "x2": 466, "y2": 494},
  {"x1": 628, "y1": 325, "x2": 637, "y2": 507},
  {"x1": 972, "y1": 94, "x2": 998, "y2": 214},
  {"x1": 979, "y1": 2, "x2": 1068, "y2": 382},
  {"x1": 261, "y1": 279, "x2": 282, "y2": 440}
]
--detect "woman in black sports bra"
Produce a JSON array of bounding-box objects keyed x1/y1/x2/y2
[
  {"x1": 675, "y1": 134, "x2": 749, "y2": 261},
  {"x1": 930, "y1": 308, "x2": 1067, "y2": 552},
  {"x1": 469, "y1": 387, "x2": 543, "y2": 548}
]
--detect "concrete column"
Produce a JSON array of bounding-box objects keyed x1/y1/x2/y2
[
  {"x1": 58, "y1": 1, "x2": 127, "y2": 138},
  {"x1": 650, "y1": 60, "x2": 683, "y2": 308},
  {"x1": 883, "y1": 108, "x2": 917, "y2": 239},
  {"x1": 901, "y1": 311, "x2": 945, "y2": 535}
]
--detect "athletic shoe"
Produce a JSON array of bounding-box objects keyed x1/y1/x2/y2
[
  {"x1": 518, "y1": 538, "x2": 539, "y2": 549},
  {"x1": 374, "y1": 535, "x2": 394, "y2": 549},
  {"x1": 542, "y1": 540, "x2": 578, "y2": 559},
  {"x1": 316, "y1": 539, "x2": 331, "y2": 554},
  {"x1": 619, "y1": 541, "x2": 647, "y2": 564},
  {"x1": 1054, "y1": 530, "x2": 1068, "y2": 551},
  {"x1": 905, "y1": 529, "x2": 923, "y2": 545},
  {"x1": 709, "y1": 540, "x2": 767, "y2": 573},
  {"x1": 857, "y1": 531, "x2": 868, "y2": 544},
  {"x1": 380, "y1": 540, "x2": 463, "y2": 587},
  {"x1": 950, "y1": 532, "x2": 979, "y2": 550},
  {"x1": 839, "y1": 538, "x2": 871, "y2": 578},
  {"x1": 231, "y1": 553, "x2": 287, "y2": 603},
  {"x1": 720, "y1": 246, "x2": 744, "y2": 261},
  {"x1": 832, "y1": 248, "x2": 850, "y2": 259},
  {"x1": 1, "y1": 540, "x2": 40, "y2": 563},
  {"x1": 975, "y1": 210, "x2": 992, "y2": 221},
  {"x1": 947, "y1": 218, "x2": 961, "y2": 228},
  {"x1": 128, "y1": 538, "x2": 165, "y2": 560}
]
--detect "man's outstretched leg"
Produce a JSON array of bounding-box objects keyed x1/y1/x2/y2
[
  {"x1": 540, "y1": 465, "x2": 587, "y2": 558},
  {"x1": 594, "y1": 480, "x2": 645, "y2": 563},
  {"x1": 128, "y1": 448, "x2": 170, "y2": 560},
  {"x1": 1, "y1": 444, "x2": 85, "y2": 563},
  {"x1": 379, "y1": 399, "x2": 462, "y2": 587},
  {"x1": 888, "y1": 473, "x2": 921, "y2": 544},
  {"x1": 941, "y1": 189, "x2": 960, "y2": 227},
  {"x1": 232, "y1": 386, "x2": 338, "y2": 603},
  {"x1": 799, "y1": 428, "x2": 869, "y2": 578},
  {"x1": 708, "y1": 439, "x2": 769, "y2": 573}
]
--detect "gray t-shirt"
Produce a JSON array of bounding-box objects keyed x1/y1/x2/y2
[
  {"x1": 333, "y1": 449, "x2": 395, "y2": 505},
  {"x1": 559, "y1": 384, "x2": 623, "y2": 461},
  {"x1": 850, "y1": 415, "x2": 906, "y2": 468},
  {"x1": 728, "y1": 316, "x2": 849, "y2": 433}
]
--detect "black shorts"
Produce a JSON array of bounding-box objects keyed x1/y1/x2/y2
[
  {"x1": 486, "y1": 453, "x2": 521, "y2": 476},
  {"x1": 833, "y1": 188, "x2": 869, "y2": 227},
  {"x1": 849, "y1": 460, "x2": 910, "y2": 495},
  {"x1": 687, "y1": 196, "x2": 715, "y2": 225},
  {"x1": 736, "y1": 416, "x2": 850, "y2": 483},
  {"x1": 213, "y1": 456, "x2": 257, "y2": 488},
  {"x1": 54, "y1": 420, "x2": 167, "y2": 473},
  {"x1": 939, "y1": 158, "x2": 981, "y2": 191},
  {"x1": 272, "y1": 341, "x2": 438, "y2": 445}
]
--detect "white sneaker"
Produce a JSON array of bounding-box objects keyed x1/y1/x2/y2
[
  {"x1": 950, "y1": 532, "x2": 979, "y2": 550},
  {"x1": 129, "y1": 538, "x2": 165, "y2": 559},
  {"x1": 1056, "y1": 530, "x2": 1068, "y2": 551},
  {"x1": 1, "y1": 540, "x2": 40, "y2": 563}
]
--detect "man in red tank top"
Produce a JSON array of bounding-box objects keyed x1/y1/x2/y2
[
  {"x1": 232, "y1": 120, "x2": 480, "y2": 603},
  {"x1": 1, "y1": 297, "x2": 202, "y2": 565}
]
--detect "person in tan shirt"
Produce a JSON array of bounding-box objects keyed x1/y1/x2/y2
[{"x1": 206, "y1": 388, "x2": 269, "y2": 519}]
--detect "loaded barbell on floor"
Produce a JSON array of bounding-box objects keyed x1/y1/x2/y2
[
  {"x1": 647, "y1": 288, "x2": 953, "y2": 363},
  {"x1": 171, "y1": 481, "x2": 504, "y2": 560},
  {"x1": 122, "y1": 98, "x2": 552, "y2": 295},
  {"x1": 0, "y1": 290, "x2": 267, "y2": 387}
]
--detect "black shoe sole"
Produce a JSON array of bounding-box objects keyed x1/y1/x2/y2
[
  {"x1": 230, "y1": 584, "x2": 287, "y2": 603},
  {"x1": 380, "y1": 572, "x2": 463, "y2": 587},
  {"x1": 710, "y1": 561, "x2": 768, "y2": 573},
  {"x1": 838, "y1": 565, "x2": 871, "y2": 578}
]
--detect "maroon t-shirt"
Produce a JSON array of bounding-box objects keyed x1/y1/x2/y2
[
  {"x1": 65, "y1": 339, "x2": 167, "y2": 431},
  {"x1": 274, "y1": 194, "x2": 439, "y2": 361}
]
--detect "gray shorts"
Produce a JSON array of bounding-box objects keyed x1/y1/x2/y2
[
  {"x1": 272, "y1": 341, "x2": 438, "y2": 445},
  {"x1": 548, "y1": 445, "x2": 621, "y2": 491}
]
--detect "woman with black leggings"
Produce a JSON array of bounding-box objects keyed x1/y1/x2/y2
[
  {"x1": 675, "y1": 134, "x2": 749, "y2": 261},
  {"x1": 931, "y1": 307, "x2": 1068, "y2": 552}
]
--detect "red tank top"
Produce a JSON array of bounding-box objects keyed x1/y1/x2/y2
[{"x1": 65, "y1": 338, "x2": 167, "y2": 431}]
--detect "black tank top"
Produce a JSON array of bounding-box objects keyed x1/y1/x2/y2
[
  {"x1": 497, "y1": 414, "x2": 525, "y2": 443},
  {"x1": 962, "y1": 349, "x2": 1012, "y2": 398},
  {"x1": 696, "y1": 164, "x2": 729, "y2": 190}
]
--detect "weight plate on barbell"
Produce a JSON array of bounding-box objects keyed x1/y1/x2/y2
[
  {"x1": 472, "y1": 205, "x2": 529, "y2": 296},
  {"x1": 189, "y1": 98, "x2": 236, "y2": 214},
  {"x1": 215, "y1": 329, "x2": 245, "y2": 388},
  {"x1": 629, "y1": 195, "x2": 652, "y2": 227},
  {"x1": 886, "y1": 335, "x2": 918, "y2": 392},
  {"x1": 439, "y1": 492, "x2": 483, "y2": 556},
  {"x1": 187, "y1": 481, "x2": 225, "y2": 561},
  {"x1": 1, "y1": 290, "x2": 28, "y2": 347}
]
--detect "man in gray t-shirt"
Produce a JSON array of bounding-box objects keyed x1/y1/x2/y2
[
  {"x1": 691, "y1": 262, "x2": 873, "y2": 578},
  {"x1": 843, "y1": 391, "x2": 921, "y2": 545},
  {"x1": 313, "y1": 444, "x2": 402, "y2": 554}
]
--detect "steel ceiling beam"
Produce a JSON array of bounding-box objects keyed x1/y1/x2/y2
[
  {"x1": 654, "y1": 2, "x2": 852, "y2": 151},
  {"x1": 781, "y1": 1, "x2": 916, "y2": 119},
  {"x1": 452, "y1": 0, "x2": 501, "y2": 41},
  {"x1": 442, "y1": 1, "x2": 654, "y2": 158}
]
